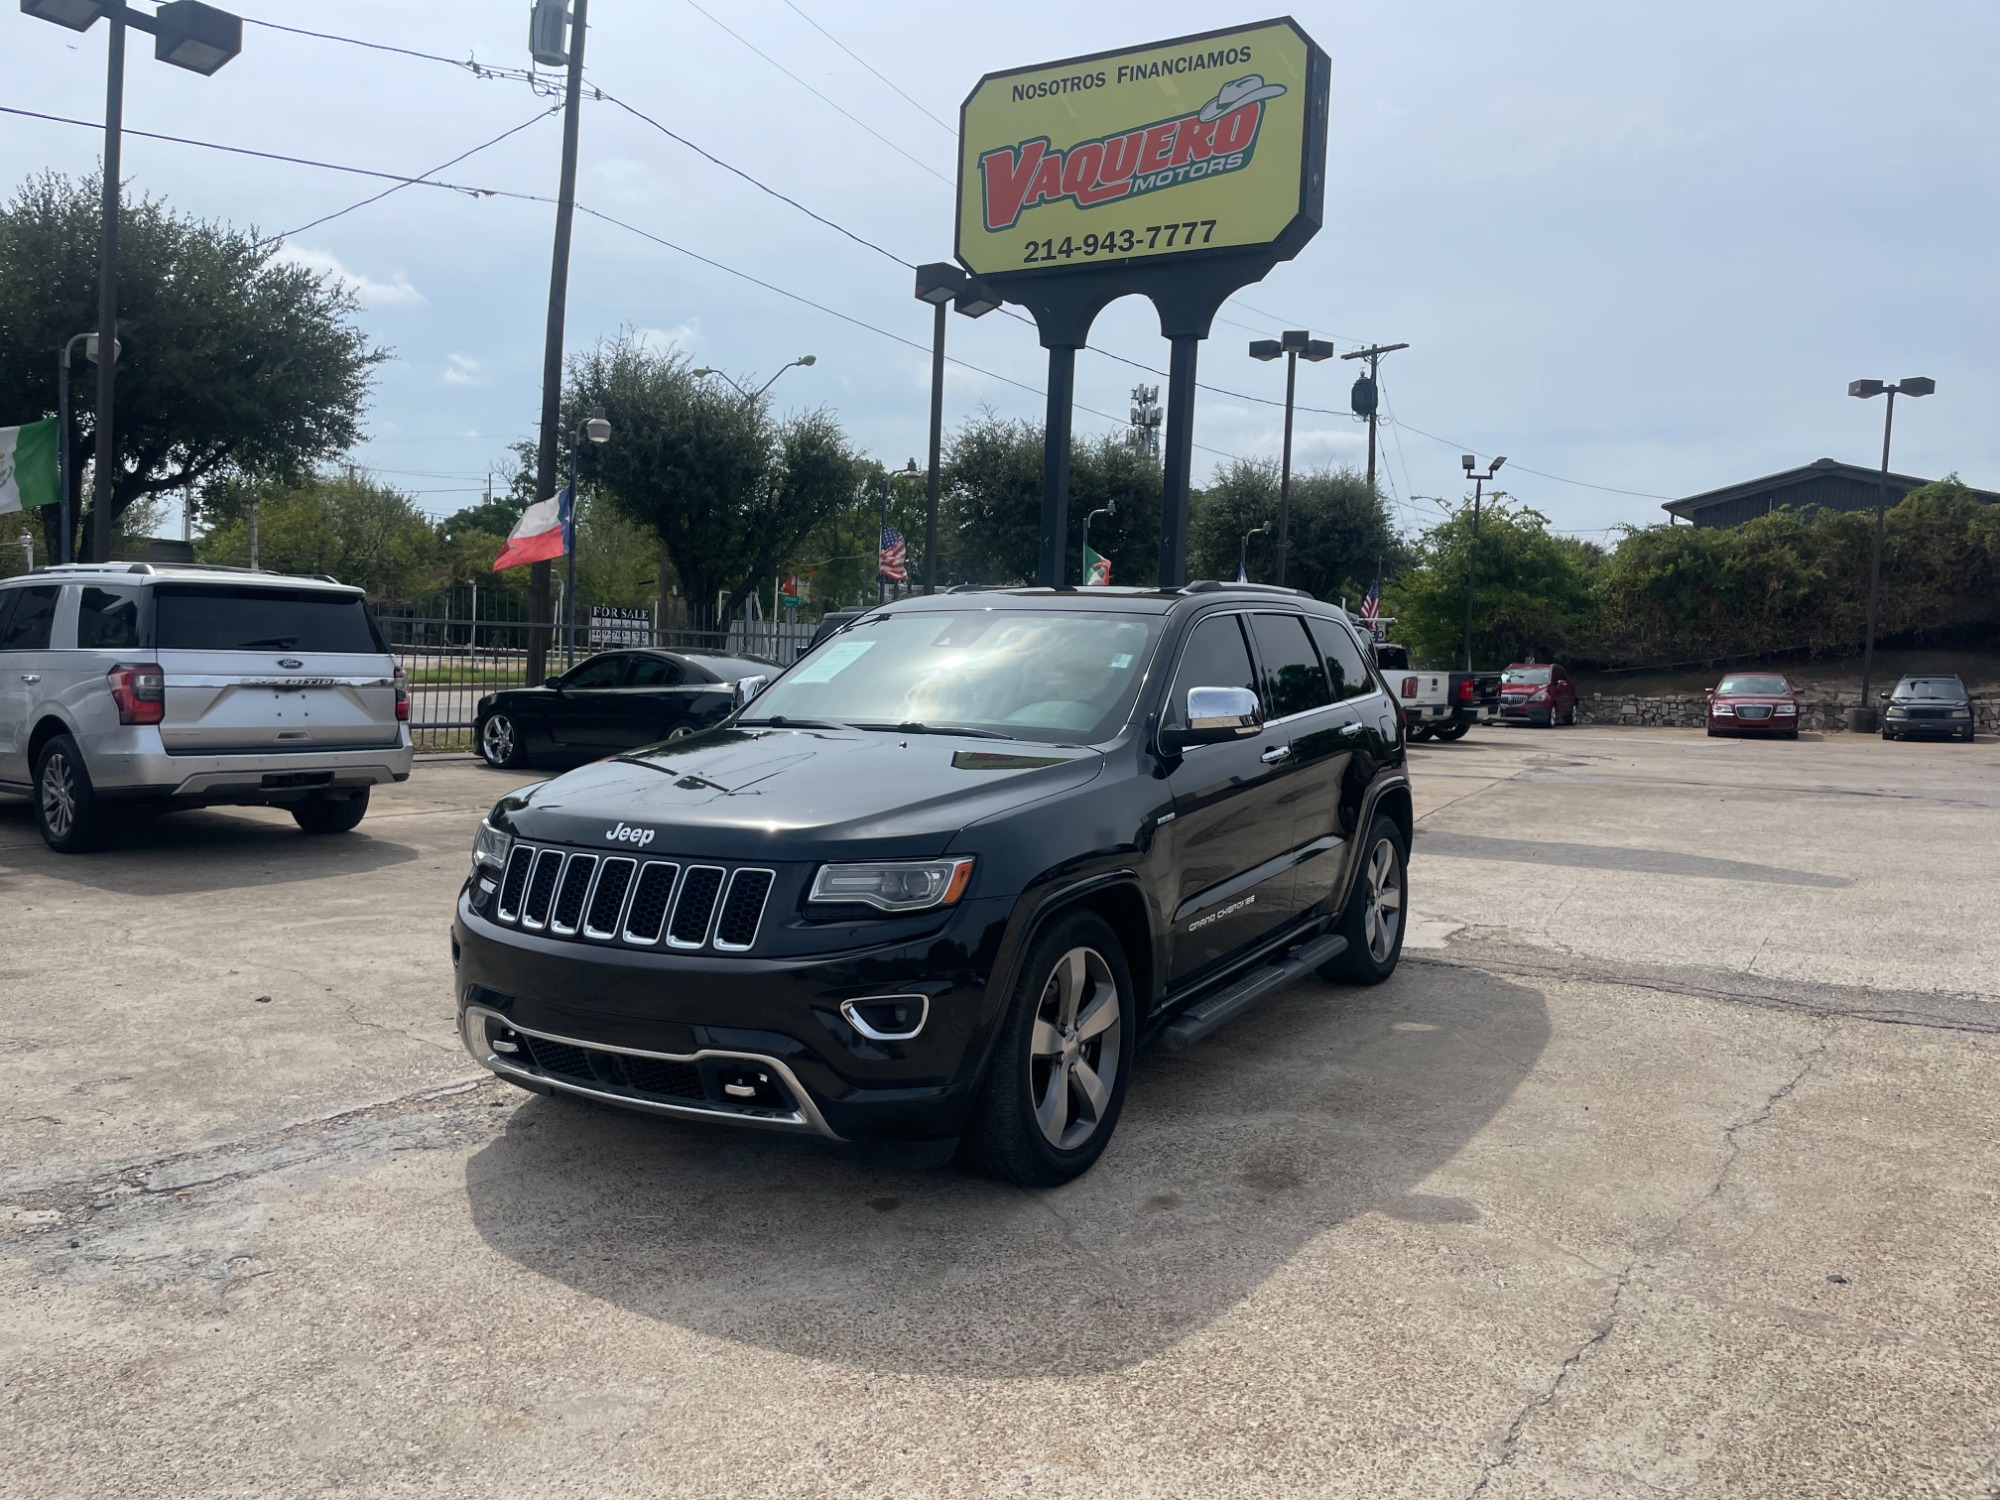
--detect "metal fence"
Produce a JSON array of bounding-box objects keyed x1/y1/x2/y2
[{"x1": 376, "y1": 600, "x2": 819, "y2": 752}]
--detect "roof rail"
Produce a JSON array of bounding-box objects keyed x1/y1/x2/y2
[{"x1": 1181, "y1": 580, "x2": 1312, "y2": 597}]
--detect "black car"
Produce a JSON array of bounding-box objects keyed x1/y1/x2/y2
[
  {"x1": 473, "y1": 648, "x2": 777, "y2": 769},
  {"x1": 1881, "y1": 675, "x2": 1977, "y2": 742},
  {"x1": 453, "y1": 585, "x2": 1411, "y2": 1186}
]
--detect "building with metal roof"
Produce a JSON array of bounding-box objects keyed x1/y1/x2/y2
[{"x1": 1661, "y1": 458, "x2": 1999, "y2": 529}]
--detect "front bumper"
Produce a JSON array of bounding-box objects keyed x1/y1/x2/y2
[
  {"x1": 1884, "y1": 715, "x2": 1973, "y2": 738},
  {"x1": 1497, "y1": 702, "x2": 1550, "y2": 723},
  {"x1": 451, "y1": 891, "x2": 1008, "y2": 1143},
  {"x1": 86, "y1": 726, "x2": 414, "y2": 799},
  {"x1": 1709, "y1": 712, "x2": 1797, "y2": 734}
]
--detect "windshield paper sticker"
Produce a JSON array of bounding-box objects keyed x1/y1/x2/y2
[{"x1": 788, "y1": 638, "x2": 876, "y2": 684}]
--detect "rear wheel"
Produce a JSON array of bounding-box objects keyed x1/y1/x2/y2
[
  {"x1": 291, "y1": 788, "x2": 370, "y2": 835},
  {"x1": 1563, "y1": 703, "x2": 1579, "y2": 726},
  {"x1": 1406, "y1": 723, "x2": 1433, "y2": 742},
  {"x1": 963, "y1": 911, "x2": 1134, "y2": 1188},
  {"x1": 478, "y1": 712, "x2": 529, "y2": 769},
  {"x1": 34, "y1": 735, "x2": 112, "y2": 854},
  {"x1": 1318, "y1": 814, "x2": 1408, "y2": 986},
  {"x1": 1432, "y1": 721, "x2": 1470, "y2": 742}
]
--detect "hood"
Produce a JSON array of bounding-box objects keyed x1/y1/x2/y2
[{"x1": 492, "y1": 726, "x2": 1105, "y2": 861}]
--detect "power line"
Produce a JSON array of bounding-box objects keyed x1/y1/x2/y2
[
  {"x1": 678, "y1": 0, "x2": 953, "y2": 186},
  {"x1": 278, "y1": 107, "x2": 557, "y2": 239},
  {"x1": 238, "y1": 13, "x2": 572, "y2": 93},
  {"x1": 778, "y1": 0, "x2": 955, "y2": 135}
]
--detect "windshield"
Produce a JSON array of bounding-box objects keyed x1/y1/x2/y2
[
  {"x1": 1502, "y1": 667, "x2": 1551, "y2": 685},
  {"x1": 745, "y1": 609, "x2": 1161, "y2": 744},
  {"x1": 1896, "y1": 679, "x2": 1967, "y2": 701},
  {"x1": 1718, "y1": 675, "x2": 1790, "y2": 695},
  {"x1": 153, "y1": 585, "x2": 386, "y2": 654}
]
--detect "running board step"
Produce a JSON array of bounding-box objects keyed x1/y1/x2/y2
[{"x1": 1161, "y1": 931, "x2": 1348, "y2": 1050}]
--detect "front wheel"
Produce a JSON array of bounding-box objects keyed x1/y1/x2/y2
[
  {"x1": 1406, "y1": 723, "x2": 1433, "y2": 742},
  {"x1": 35, "y1": 735, "x2": 112, "y2": 854},
  {"x1": 477, "y1": 713, "x2": 529, "y2": 769},
  {"x1": 1432, "y1": 720, "x2": 1470, "y2": 742},
  {"x1": 291, "y1": 788, "x2": 370, "y2": 835},
  {"x1": 1318, "y1": 814, "x2": 1408, "y2": 986},
  {"x1": 1563, "y1": 703, "x2": 1579, "y2": 726},
  {"x1": 963, "y1": 911, "x2": 1135, "y2": 1188}
]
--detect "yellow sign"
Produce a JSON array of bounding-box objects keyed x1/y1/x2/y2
[{"x1": 957, "y1": 18, "x2": 1324, "y2": 278}]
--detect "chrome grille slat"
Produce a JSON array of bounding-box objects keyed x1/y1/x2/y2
[
  {"x1": 496, "y1": 845, "x2": 533, "y2": 922},
  {"x1": 520, "y1": 849, "x2": 565, "y2": 931},
  {"x1": 667, "y1": 865, "x2": 726, "y2": 949},
  {"x1": 584, "y1": 857, "x2": 637, "y2": 940},
  {"x1": 489, "y1": 843, "x2": 774, "y2": 953},
  {"x1": 621, "y1": 861, "x2": 681, "y2": 946},
  {"x1": 713, "y1": 868, "x2": 775, "y2": 952},
  {"x1": 549, "y1": 854, "x2": 598, "y2": 936}
]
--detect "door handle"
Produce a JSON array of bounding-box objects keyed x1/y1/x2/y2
[
  {"x1": 1259, "y1": 744, "x2": 1292, "y2": 764},
  {"x1": 19, "y1": 674, "x2": 41, "y2": 684},
  {"x1": 1339, "y1": 722, "x2": 1364, "y2": 737}
]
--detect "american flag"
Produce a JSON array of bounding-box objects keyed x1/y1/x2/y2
[
  {"x1": 878, "y1": 526, "x2": 908, "y2": 583},
  {"x1": 1359, "y1": 570, "x2": 1382, "y2": 625}
]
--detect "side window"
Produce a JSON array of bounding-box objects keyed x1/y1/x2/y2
[
  {"x1": 78, "y1": 587, "x2": 142, "y2": 650},
  {"x1": 562, "y1": 654, "x2": 628, "y2": 689},
  {"x1": 1249, "y1": 612, "x2": 1333, "y2": 719},
  {"x1": 1309, "y1": 616, "x2": 1376, "y2": 703},
  {"x1": 1165, "y1": 614, "x2": 1258, "y2": 729},
  {"x1": 0, "y1": 585, "x2": 60, "y2": 651},
  {"x1": 625, "y1": 655, "x2": 686, "y2": 687}
]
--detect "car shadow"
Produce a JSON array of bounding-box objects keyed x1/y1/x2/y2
[
  {"x1": 0, "y1": 797, "x2": 421, "y2": 896},
  {"x1": 461, "y1": 962, "x2": 1548, "y2": 1378}
]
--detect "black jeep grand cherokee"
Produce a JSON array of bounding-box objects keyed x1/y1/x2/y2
[{"x1": 453, "y1": 584, "x2": 1411, "y2": 1185}]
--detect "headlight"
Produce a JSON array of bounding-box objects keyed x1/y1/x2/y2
[
  {"x1": 472, "y1": 820, "x2": 513, "y2": 875},
  {"x1": 1774, "y1": 703, "x2": 1797, "y2": 715},
  {"x1": 1950, "y1": 706, "x2": 1971, "y2": 717},
  {"x1": 1886, "y1": 706, "x2": 1909, "y2": 717},
  {"x1": 1712, "y1": 703, "x2": 1735, "y2": 715},
  {"x1": 809, "y1": 857, "x2": 974, "y2": 912}
]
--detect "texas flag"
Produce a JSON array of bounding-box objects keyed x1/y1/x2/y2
[{"x1": 492, "y1": 484, "x2": 572, "y2": 571}]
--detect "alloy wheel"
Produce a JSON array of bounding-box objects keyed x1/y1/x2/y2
[
  {"x1": 1027, "y1": 946, "x2": 1123, "y2": 1151},
  {"x1": 481, "y1": 715, "x2": 515, "y2": 765},
  {"x1": 40, "y1": 752, "x2": 76, "y2": 839},
  {"x1": 1362, "y1": 836, "x2": 1403, "y2": 964}
]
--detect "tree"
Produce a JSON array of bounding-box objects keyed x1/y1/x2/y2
[
  {"x1": 565, "y1": 335, "x2": 864, "y2": 629},
  {"x1": 0, "y1": 171, "x2": 383, "y2": 560},
  {"x1": 197, "y1": 473, "x2": 438, "y2": 598},
  {"x1": 1190, "y1": 459, "x2": 1403, "y2": 601},
  {"x1": 1388, "y1": 500, "x2": 1601, "y2": 668}
]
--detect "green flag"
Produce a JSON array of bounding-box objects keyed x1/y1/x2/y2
[
  {"x1": 0, "y1": 420, "x2": 60, "y2": 515},
  {"x1": 1083, "y1": 544, "x2": 1111, "y2": 586}
]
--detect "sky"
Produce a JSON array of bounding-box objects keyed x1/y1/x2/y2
[{"x1": 5, "y1": 0, "x2": 1996, "y2": 545}]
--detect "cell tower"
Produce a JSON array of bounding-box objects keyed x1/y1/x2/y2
[{"x1": 1128, "y1": 385, "x2": 1162, "y2": 459}]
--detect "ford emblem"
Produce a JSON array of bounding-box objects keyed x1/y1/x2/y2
[{"x1": 278, "y1": 658, "x2": 303, "y2": 669}]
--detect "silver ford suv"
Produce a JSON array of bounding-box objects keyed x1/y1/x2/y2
[{"x1": 0, "y1": 563, "x2": 413, "y2": 853}]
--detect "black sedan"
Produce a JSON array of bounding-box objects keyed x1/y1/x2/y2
[{"x1": 474, "y1": 649, "x2": 777, "y2": 769}]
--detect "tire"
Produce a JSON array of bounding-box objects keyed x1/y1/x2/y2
[
  {"x1": 1406, "y1": 724, "x2": 1433, "y2": 742},
  {"x1": 1881, "y1": 728, "x2": 1894, "y2": 741},
  {"x1": 1785, "y1": 731, "x2": 1799, "y2": 741},
  {"x1": 477, "y1": 712, "x2": 529, "y2": 769},
  {"x1": 1706, "y1": 726, "x2": 1720, "y2": 737},
  {"x1": 34, "y1": 734, "x2": 112, "y2": 854},
  {"x1": 1317, "y1": 813, "x2": 1408, "y2": 986},
  {"x1": 962, "y1": 910, "x2": 1135, "y2": 1188},
  {"x1": 291, "y1": 788, "x2": 370, "y2": 835},
  {"x1": 1563, "y1": 703, "x2": 1578, "y2": 726},
  {"x1": 1432, "y1": 721, "x2": 1470, "y2": 742}
]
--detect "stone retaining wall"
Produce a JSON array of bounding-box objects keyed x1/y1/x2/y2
[{"x1": 1578, "y1": 692, "x2": 1998, "y2": 733}]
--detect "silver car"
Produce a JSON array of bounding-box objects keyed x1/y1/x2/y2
[{"x1": 0, "y1": 563, "x2": 413, "y2": 853}]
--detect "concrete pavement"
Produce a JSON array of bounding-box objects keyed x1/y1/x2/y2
[{"x1": 1, "y1": 729, "x2": 1995, "y2": 1498}]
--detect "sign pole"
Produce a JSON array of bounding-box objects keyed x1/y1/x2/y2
[
  {"x1": 1159, "y1": 336, "x2": 1200, "y2": 587},
  {"x1": 1038, "y1": 347, "x2": 1076, "y2": 587}
]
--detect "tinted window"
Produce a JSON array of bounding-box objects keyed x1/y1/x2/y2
[
  {"x1": 1718, "y1": 675, "x2": 1789, "y2": 695},
  {"x1": 1166, "y1": 614, "x2": 1258, "y2": 729},
  {"x1": 562, "y1": 655, "x2": 627, "y2": 689},
  {"x1": 1249, "y1": 613, "x2": 1332, "y2": 718},
  {"x1": 1309, "y1": 616, "x2": 1375, "y2": 701},
  {"x1": 0, "y1": 585, "x2": 59, "y2": 651},
  {"x1": 1373, "y1": 643, "x2": 1410, "y2": 671},
  {"x1": 625, "y1": 655, "x2": 685, "y2": 687},
  {"x1": 1896, "y1": 678, "x2": 1967, "y2": 701},
  {"x1": 78, "y1": 587, "x2": 141, "y2": 649},
  {"x1": 1503, "y1": 666, "x2": 1552, "y2": 685},
  {"x1": 153, "y1": 586, "x2": 384, "y2": 653}
]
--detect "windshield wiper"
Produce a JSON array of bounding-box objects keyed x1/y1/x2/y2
[
  {"x1": 234, "y1": 636, "x2": 300, "y2": 650},
  {"x1": 736, "y1": 715, "x2": 857, "y2": 731},
  {"x1": 855, "y1": 721, "x2": 1019, "y2": 741}
]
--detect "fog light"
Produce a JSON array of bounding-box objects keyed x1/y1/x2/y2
[{"x1": 841, "y1": 995, "x2": 930, "y2": 1042}]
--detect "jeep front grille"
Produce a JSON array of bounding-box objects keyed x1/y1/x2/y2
[{"x1": 489, "y1": 843, "x2": 774, "y2": 954}]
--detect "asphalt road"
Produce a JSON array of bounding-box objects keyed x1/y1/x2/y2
[{"x1": 1, "y1": 728, "x2": 1995, "y2": 1498}]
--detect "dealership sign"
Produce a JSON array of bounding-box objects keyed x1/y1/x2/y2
[{"x1": 958, "y1": 18, "x2": 1324, "y2": 278}]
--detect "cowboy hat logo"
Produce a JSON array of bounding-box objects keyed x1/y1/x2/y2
[{"x1": 1198, "y1": 74, "x2": 1287, "y2": 123}]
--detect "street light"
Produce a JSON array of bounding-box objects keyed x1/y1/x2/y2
[
  {"x1": 1460, "y1": 453, "x2": 1506, "y2": 672},
  {"x1": 562, "y1": 404, "x2": 610, "y2": 666},
  {"x1": 1239, "y1": 521, "x2": 1271, "y2": 583},
  {"x1": 1248, "y1": 329, "x2": 1334, "y2": 585},
  {"x1": 55, "y1": 331, "x2": 118, "y2": 565},
  {"x1": 691, "y1": 357, "x2": 817, "y2": 400},
  {"x1": 1847, "y1": 376, "x2": 1935, "y2": 730},
  {"x1": 1081, "y1": 500, "x2": 1114, "y2": 586},
  {"x1": 23, "y1": 0, "x2": 244, "y2": 563},
  {"x1": 913, "y1": 261, "x2": 1001, "y2": 592}
]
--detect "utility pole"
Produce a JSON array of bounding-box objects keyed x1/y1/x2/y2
[
  {"x1": 526, "y1": 0, "x2": 590, "y2": 684},
  {"x1": 1340, "y1": 342, "x2": 1409, "y2": 500}
]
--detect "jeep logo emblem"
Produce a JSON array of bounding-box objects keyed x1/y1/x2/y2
[{"x1": 605, "y1": 822, "x2": 655, "y2": 848}]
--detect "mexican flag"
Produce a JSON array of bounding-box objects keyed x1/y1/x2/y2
[
  {"x1": 1083, "y1": 545, "x2": 1111, "y2": 586},
  {"x1": 0, "y1": 420, "x2": 60, "y2": 515}
]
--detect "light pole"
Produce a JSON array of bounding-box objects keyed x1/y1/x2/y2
[
  {"x1": 912, "y1": 263, "x2": 1002, "y2": 593},
  {"x1": 562, "y1": 405, "x2": 611, "y2": 668},
  {"x1": 1847, "y1": 376, "x2": 1935, "y2": 730},
  {"x1": 1239, "y1": 521, "x2": 1271, "y2": 583},
  {"x1": 692, "y1": 357, "x2": 818, "y2": 400},
  {"x1": 1459, "y1": 453, "x2": 1506, "y2": 671},
  {"x1": 1081, "y1": 500, "x2": 1114, "y2": 585},
  {"x1": 55, "y1": 331, "x2": 117, "y2": 565},
  {"x1": 24, "y1": 0, "x2": 244, "y2": 563},
  {"x1": 1249, "y1": 331, "x2": 1334, "y2": 586}
]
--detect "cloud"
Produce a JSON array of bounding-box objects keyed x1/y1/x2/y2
[
  {"x1": 274, "y1": 244, "x2": 425, "y2": 309},
  {"x1": 443, "y1": 353, "x2": 487, "y2": 387},
  {"x1": 632, "y1": 321, "x2": 700, "y2": 356}
]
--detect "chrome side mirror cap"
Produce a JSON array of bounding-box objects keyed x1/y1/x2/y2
[
  {"x1": 1161, "y1": 685, "x2": 1263, "y2": 753},
  {"x1": 733, "y1": 674, "x2": 771, "y2": 708}
]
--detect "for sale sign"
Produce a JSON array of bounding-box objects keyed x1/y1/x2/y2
[
  {"x1": 957, "y1": 18, "x2": 1325, "y2": 278},
  {"x1": 589, "y1": 605, "x2": 651, "y2": 647}
]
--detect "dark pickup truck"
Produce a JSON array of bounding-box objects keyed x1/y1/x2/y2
[{"x1": 454, "y1": 583, "x2": 1411, "y2": 1186}]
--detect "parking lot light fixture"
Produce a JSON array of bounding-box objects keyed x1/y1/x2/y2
[
  {"x1": 1249, "y1": 329, "x2": 1338, "y2": 584},
  {"x1": 22, "y1": 0, "x2": 109, "y2": 27},
  {"x1": 1848, "y1": 375, "x2": 1936, "y2": 728},
  {"x1": 1460, "y1": 455, "x2": 1507, "y2": 671},
  {"x1": 152, "y1": 0, "x2": 240, "y2": 72}
]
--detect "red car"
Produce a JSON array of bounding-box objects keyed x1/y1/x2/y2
[
  {"x1": 1705, "y1": 673, "x2": 1800, "y2": 738},
  {"x1": 1497, "y1": 663, "x2": 1578, "y2": 726}
]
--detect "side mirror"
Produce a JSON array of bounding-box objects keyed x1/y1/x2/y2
[
  {"x1": 733, "y1": 674, "x2": 771, "y2": 708},
  {"x1": 1160, "y1": 685, "x2": 1262, "y2": 753},
  {"x1": 1703, "y1": 687, "x2": 1715, "y2": 698},
  {"x1": 544, "y1": 676, "x2": 564, "y2": 690},
  {"x1": 1878, "y1": 690, "x2": 1890, "y2": 702}
]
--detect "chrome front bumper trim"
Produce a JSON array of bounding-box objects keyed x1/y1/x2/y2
[{"x1": 459, "y1": 1004, "x2": 841, "y2": 1139}]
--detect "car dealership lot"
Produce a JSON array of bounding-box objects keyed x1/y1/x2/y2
[{"x1": 2, "y1": 729, "x2": 1996, "y2": 1498}]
